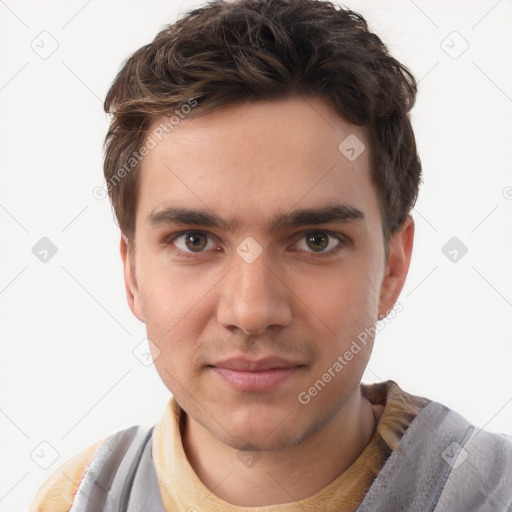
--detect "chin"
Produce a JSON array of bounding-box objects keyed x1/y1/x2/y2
[{"x1": 210, "y1": 408, "x2": 311, "y2": 452}]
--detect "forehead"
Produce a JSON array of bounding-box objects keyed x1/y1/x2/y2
[
  {"x1": 146, "y1": 95, "x2": 367, "y2": 165},
  {"x1": 136, "y1": 96, "x2": 378, "y2": 232}
]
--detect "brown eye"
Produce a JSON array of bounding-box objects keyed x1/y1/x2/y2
[
  {"x1": 305, "y1": 232, "x2": 329, "y2": 252},
  {"x1": 165, "y1": 231, "x2": 216, "y2": 255},
  {"x1": 293, "y1": 231, "x2": 346, "y2": 259},
  {"x1": 184, "y1": 232, "x2": 208, "y2": 252}
]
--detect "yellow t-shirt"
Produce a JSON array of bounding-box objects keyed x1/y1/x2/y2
[{"x1": 27, "y1": 380, "x2": 429, "y2": 511}]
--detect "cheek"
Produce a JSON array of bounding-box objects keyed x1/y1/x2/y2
[
  {"x1": 301, "y1": 258, "x2": 380, "y2": 382},
  {"x1": 137, "y1": 257, "x2": 210, "y2": 337},
  {"x1": 308, "y1": 262, "x2": 379, "y2": 331},
  {"x1": 137, "y1": 262, "x2": 221, "y2": 363},
  {"x1": 144, "y1": 294, "x2": 207, "y2": 399}
]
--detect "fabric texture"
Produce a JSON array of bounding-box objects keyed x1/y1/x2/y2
[
  {"x1": 356, "y1": 401, "x2": 512, "y2": 511},
  {"x1": 27, "y1": 435, "x2": 111, "y2": 512},
  {"x1": 66, "y1": 425, "x2": 166, "y2": 511}
]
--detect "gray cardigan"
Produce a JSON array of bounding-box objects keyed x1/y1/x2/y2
[
  {"x1": 357, "y1": 401, "x2": 512, "y2": 511},
  {"x1": 69, "y1": 401, "x2": 512, "y2": 511}
]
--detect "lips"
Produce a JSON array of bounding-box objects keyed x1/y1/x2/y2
[
  {"x1": 208, "y1": 356, "x2": 305, "y2": 392},
  {"x1": 209, "y1": 356, "x2": 304, "y2": 371}
]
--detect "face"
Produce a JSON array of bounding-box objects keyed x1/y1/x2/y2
[{"x1": 121, "y1": 95, "x2": 413, "y2": 451}]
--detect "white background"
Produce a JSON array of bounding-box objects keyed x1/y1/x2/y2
[{"x1": 1, "y1": 0, "x2": 511, "y2": 510}]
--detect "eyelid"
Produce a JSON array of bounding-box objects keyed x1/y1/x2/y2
[
  {"x1": 290, "y1": 229, "x2": 348, "y2": 255},
  {"x1": 162, "y1": 230, "x2": 219, "y2": 252}
]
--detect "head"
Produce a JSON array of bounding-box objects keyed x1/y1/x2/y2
[{"x1": 103, "y1": 0, "x2": 421, "y2": 451}]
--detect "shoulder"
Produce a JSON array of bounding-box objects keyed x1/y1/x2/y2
[
  {"x1": 423, "y1": 402, "x2": 512, "y2": 510},
  {"x1": 434, "y1": 403, "x2": 512, "y2": 467},
  {"x1": 359, "y1": 396, "x2": 512, "y2": 511},
  {"x1": 438, "y1": 417, "x2": 512, "y2": 510},
  {"x1": 27, "y1": 434, "x2": 111, "y2": 512},
  {"x1": 27, "y1": 424, "x2": 156, "y2": 512}
]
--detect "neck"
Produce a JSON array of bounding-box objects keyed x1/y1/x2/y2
[{"x1": 181, "y1": 388, "x2": 378, "y2": 507}]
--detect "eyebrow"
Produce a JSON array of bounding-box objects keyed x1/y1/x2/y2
[{"x1": 146, "y1": 202, "x2": 365, "y2": 233}]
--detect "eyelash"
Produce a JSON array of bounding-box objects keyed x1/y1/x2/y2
[{"x1": 161, "y1": 230, "x2": 348, "y2": 260}]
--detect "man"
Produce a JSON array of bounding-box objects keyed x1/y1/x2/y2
[{"x1": 28, "y1": 0, "x2": 512, "y2": 510}]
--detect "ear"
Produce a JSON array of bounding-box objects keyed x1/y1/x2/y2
[
  {"x1": 378, "y1": 215, "x2": 415, "y2": 319},
  {"x1": 120, "y1": 235, "x2": 145, "y2": 323}
]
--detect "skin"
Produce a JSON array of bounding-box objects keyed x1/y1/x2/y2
[{"x1": 120, "y1": 95, "x2": 414, "y2": 506}]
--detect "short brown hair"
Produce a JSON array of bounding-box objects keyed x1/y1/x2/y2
[{"x1": 103, "y1": 0, "x2": 421, "y2": 259}]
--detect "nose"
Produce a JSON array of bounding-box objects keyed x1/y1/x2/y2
[{"x1": 216, "y1": 250, "x2": 292, "y2": 335}]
